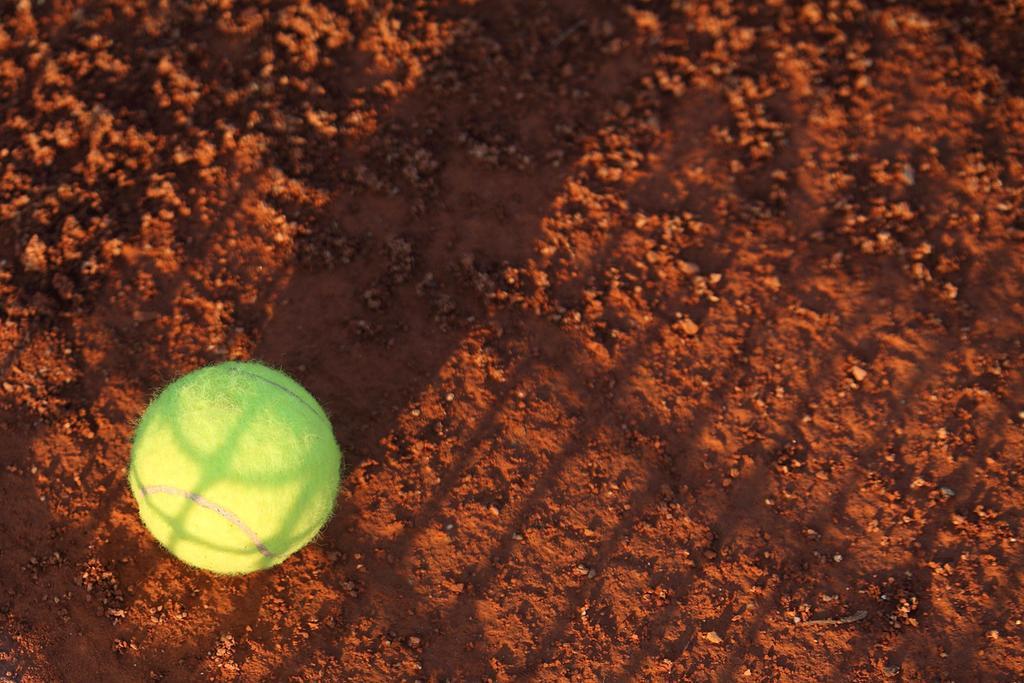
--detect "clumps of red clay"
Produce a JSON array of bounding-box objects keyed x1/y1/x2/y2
[{"x1": 1, "y1": 1, "x2": 1023, "y2": 680}]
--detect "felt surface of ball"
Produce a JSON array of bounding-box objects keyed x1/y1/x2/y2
[{"x1": 128, "y1": 361, "x2": 342, "y2": 575}]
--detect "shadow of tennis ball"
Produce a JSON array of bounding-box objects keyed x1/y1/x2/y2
[{"x1": 128, "y1": 361, "x2": 343, "y2": 575}]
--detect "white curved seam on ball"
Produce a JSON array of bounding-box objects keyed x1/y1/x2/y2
[
  {"x1": 140, "y1": 484, "x2": 275, "y2": 558},
  {"x1": 226, "y1": 366, "x2": 328, "y2": 425}
]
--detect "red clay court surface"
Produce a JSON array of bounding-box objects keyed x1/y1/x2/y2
[{"x1": 1, "y1": 1, "x2": 1023, "y2": 680}]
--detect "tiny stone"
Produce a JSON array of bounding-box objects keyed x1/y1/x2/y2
[
  {"x1": 21, "y1": 234, "x2": 48, "y2": 273},
  {"x1": 800, "y1": 2, "x2": 822, "y2": 24},
  {"x1": 850, "y1": 366, "x2": 868, "y2": 383},
  {"x1": 680, "y1": 261, "x2": 701, "y2": 276}
]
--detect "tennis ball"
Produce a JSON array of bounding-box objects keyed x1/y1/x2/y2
[{"x1": 128, "y1": 360, "x2": 342, "y2": 575}]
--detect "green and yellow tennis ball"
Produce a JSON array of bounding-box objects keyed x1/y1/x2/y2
[{"x1": 128, "y1": 361, "x2": 342, "y2": 575}]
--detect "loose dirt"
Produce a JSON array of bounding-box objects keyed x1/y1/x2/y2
[{"x1": 1, "y1": 1, "x2": 1022, "y2": 680}]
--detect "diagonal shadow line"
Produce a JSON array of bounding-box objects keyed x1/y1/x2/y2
[
  {"x1": 718, "y1": 327, "x2": 957, "y2": 678},
  {"x1": 515, "y1": 256, "x2": 826, "y2": 676},
  {"x1": 604, "y1": 340, "x2": 851, "y2": 677},
  {"x1": 517, "y1": 355, "x2": 759, "y2": 674},
  {"x1": 829, "y1": 359, "x2": 1024, "y2": 678},
  {"x1": 709, "y1": 336, "x2": 950, "y2": 682},
  {"x1": 237, "y1": 47, "x2": 650, "y2": 683},
  {"x1": 280, "y1": 156, "x2": 682, "y2": 677},
  {"x1": 281, "y1": 201, "x2": 665, "y2": 680},
  {"x1": 421, "y1": 319, "x2": 670, "y2": 667},
  {"x1": 613, "y1": 396, "x2": 835, "y2": 675},
  {"x1": 619, "y1": 373, "x2": 850, "y2": 672},
  {"x1": 325, "y1": 301, "x2": 620, "y2": 614},
  {"x1": 414, "y1": 166, "x2": 762, "y2": 672},
  {"x1": 326, "y1": 355, "x2": 534, "y2": 569},
  {"x1": 825, "y1": 396, "x2": 1022, "y2": 680},
  {"x1": 318, "y1": 146, "x2": 661, "y2": 639},
  {"x1": 893, "y1": 0, "x2": 1024, "y2": 97},
  {"x1": 264, "y1": 353, "x2": 540, "y2": 682},
  {"x1": 592, "y1": 268, "x2": 949, "y2": 678}
]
